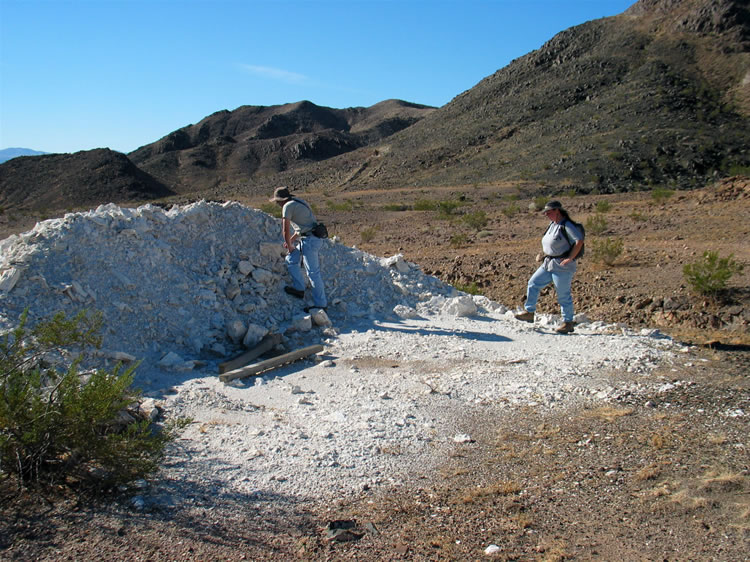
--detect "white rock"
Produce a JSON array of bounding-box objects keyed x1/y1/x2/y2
[
  {"x1": 442, "y1": 296, "x2": 477, "y2": 317},
  {"x1": 291, "y1": 315, "x2": 312, "y2": 332},
  {"x1": 251, "y1": 267, "x2": 275, "y2": 285},
  {"x1": 311, "y1": 308, "x2": 332, "y2": 327},
  {"x1": 243, "y1": 323, "x2": 269, "y2": 348},
  {"x1": 381, "y1": 253, "x2": 410, "y2": 273},
  {"x1": 225, "y1": 283, "x2": 241, "y2": 300},
  {"x1": 138, "y1": 399, "x2": 160, "y2": 421},
  {"x1": 394, "y1": 305, "x2": 418, "y2": 319},
  {"x1": 485, "y1": 544, "x2": 502, "y2": 555},
  {"x1": 259, "y1": 242, "x2": 284, "y2": 259},
  {"x1": 227, "y1": 320, "x2": 247, "y2": 343},
  {"x1": 0, "y1": 267, "x2": 22, "y2": 293},
  {"x1": 238, "y1": 260, "x2": 253, "y2": 275},
  {"x1": 157, "y1": 351, "x2": 184, "y2": 368}
]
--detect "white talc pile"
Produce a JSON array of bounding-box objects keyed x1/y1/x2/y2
[{"x1": 0, "y1": 201, "x2": 459, "y2": 389}]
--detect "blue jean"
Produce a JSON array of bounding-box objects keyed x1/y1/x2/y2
[
  {"x1": 286, "y1": 235, "x2": 327, "y2": 308},
  {"x1": 524, "y1": 259, "x2": 576, "y2": 322}
]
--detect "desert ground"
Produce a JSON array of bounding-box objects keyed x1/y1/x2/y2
[{"x1": 1, "y1": 177, "x2": 748, "y2": 560}]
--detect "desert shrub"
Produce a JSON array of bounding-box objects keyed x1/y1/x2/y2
[
  {"x1": 585, "y1": 213, "x2": 608, "y2": 235},
  {"x1": 260, "y1": 203, "x2": 282, "y2": 218},
  {"x1": 629, "y1": 211, "x2": 648, "y2": 222},
  {"x1": 437, "y1": 199, "x2": 462, "y2": 217},
  {"x1": 360, "y1": 227, "x2": 377, "y2": 243},
  {"x1": 650, "y1": 187, "x2": 674, "y2": 205},
  {"x1": 532, "y1": 196, "x2": 548, "y2": 211},
  {"x1": 590, "y1": 237, "x2": 624, "y2": 266},
  {"x1": 382, "y1": 204, "x2": 410, "y2": 212},
  {"x1": 449, "y1": 233, "x2": 468, "y2": 248},
  {"x1": 326, "y1": 200, "x2": 354, "y2": 212},
  {"x1": 453, "y1": 281, "x2": 481, "y2": 295},
  {"x1": 0, "y1": 310, "x2": 184, "y2": 487},
  {"x1": 595, "y1": 200, "x2": 612, "y2": 213},
  {"x1": 501, "y1": 203, "x2": 520, "y2": 218},
  {"x1": 462, "y1": 210, "x2": 488, "y2": 231},
  {"x1": 413, "y1": 199, "x2": 438, "y2": 211},
  {"x1": 725, "y1": 164, "x2": 750, "y2": 176},
  {"x1": 683, "y1": 251, "x2": 744, "y2": 296}
]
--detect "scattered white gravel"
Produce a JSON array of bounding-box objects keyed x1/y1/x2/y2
[{"x1": 0, "y1": 200, "x2": 679, "y2": 507}]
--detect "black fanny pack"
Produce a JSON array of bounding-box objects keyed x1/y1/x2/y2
[{"x1": 310, "y1": 222, "x2": 328, "y2": 239}]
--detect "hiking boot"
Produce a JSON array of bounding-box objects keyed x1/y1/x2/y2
[
  {"x1": 304, "y1": 306, "x2": 327, "y2": 313},
  {"x1": 556, "y1": 321, "x2": 575, "y2": 334},
  {"x1": 284, "y1": 286, "x2": 305, "y2": 299},
  {"x1": 515, "y1": 311, "x2": 534, "y2": 323}
]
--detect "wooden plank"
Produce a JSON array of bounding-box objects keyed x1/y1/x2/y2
[
  {"x1": 219, "y1": 344, "x2": 325, "y2": 383},
  {"x1": 218, "y1": 333, "x2": 283, "y2": 374}
]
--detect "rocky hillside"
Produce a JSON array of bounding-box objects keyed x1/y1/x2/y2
[
  {"x1": 277, "y1": 0, "x2": 749, "y2": 195},
  {"x1": 127, "y1": 99, "x2": 434, "y2": 193},
  {"x1": 0, "y1": 149, "x2": 174, "y2": 213}
]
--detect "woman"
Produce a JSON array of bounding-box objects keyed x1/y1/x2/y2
[{"x1": 515, "y1": 200, "x2": 583, "y2": 334}]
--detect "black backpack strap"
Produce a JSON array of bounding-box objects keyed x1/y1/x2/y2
[{"x1": 560, "y1": 220, "x2": 575, "y2": 248}]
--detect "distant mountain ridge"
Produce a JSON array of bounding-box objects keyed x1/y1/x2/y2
[
  {"x1": 128, "y1": 99, "x2": 434, "y2": 193},
  {"x1": 0, "y1": 148, "x2": 48, "y2": 164},
  {"x1": 0, "y1": 149, "x2": 173, "y2": 211}
]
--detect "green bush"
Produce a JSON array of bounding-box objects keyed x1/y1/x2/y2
[
  {"x1": 453, "y1": 281, "x2": 482, "y2": 295},
  {"x1": 595, "y1": 200, "x2": 612, "y2": 213},
  {"x1": 532, "y1": 196, "x2": 548, "y2": 211},
  {"x1": 629, "y1": 211, "x2": 648, "y2": 222},
  {"x1": 590, "y1": 237, "x2": 624, "y2": 266},
  {"x1": 413, "y1": 199, "x2": 438, "y2": 211},
  {"x1": 461, "y1": 210, "x2": 488, "y2": 231},
  {"x1": 585, "y1": 213, "x2": 608, "y2": 235},
  {"x1": 683, "y1": 251, "x2": 744, "y2": 296},
  {"x1": 501, "y1": 203, "x2": 520, "y2": 218},
  {"x1": 360, "y1": 227, "x2": 377, "y2": 243},
  {"x1": 0, "y1": 310, "x2": 185, "y2": 487},
  {"x1": 650, "y1": 187, "x2": 674, "y2": 205},
  {"x1": 260, "y1": 203, "x2": 282, "y2": 218},
  {"x1": 437, "y1": 200, "x2": 462, "y2": 218},
  {"x1": 449, "y1": 233, "x2": 468, "y2": 248},
  {"x1": 326, "y1": 200, "x2": 354, "y2": 212}
]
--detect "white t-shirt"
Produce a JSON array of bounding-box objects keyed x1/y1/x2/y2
[{"x1": 542, "y1": 221, "x2": 583, "y2": 257}]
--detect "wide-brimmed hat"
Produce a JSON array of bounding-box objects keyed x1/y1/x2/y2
[
  {"x1": 269, "y1": 186, "x2": 292, "y2": 202},
  {"x1": 541, "y1": 200, "x2": 564, "y2": 214}
]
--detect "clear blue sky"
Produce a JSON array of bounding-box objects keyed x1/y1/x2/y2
[{"x1": 1, "y1": 0, "x2": 634, "y2": 155}]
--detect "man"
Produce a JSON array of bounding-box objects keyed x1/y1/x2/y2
[
  {"x1": 270, "y1": 186, "x2": 327, "y2": 312},
  {"x1": 515, "y1": 200, "x2": 583, "y2": 334}
]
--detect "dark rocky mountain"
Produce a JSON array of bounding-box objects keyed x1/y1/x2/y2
[
  {"x1": 128, "y1": 99, "x2": 434, "y2": 193},
  {"x1": 0, "y1": 149, "x2": 174, "y2": 212},
  {"x1": 276, "y1": 0, "x2": 749, "y2": 195}
]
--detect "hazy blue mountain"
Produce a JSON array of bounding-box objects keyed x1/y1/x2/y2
[{"x1": 0, "y1": 148, "x2": 48, "y2": 164}]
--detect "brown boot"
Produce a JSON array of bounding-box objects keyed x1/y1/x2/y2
[
  {"x1": 556, "y1": 321, "x2": 575, "y2": 334},
  {"x1": 515, "y1": 311, "x2": 534, "y2": 323}
]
